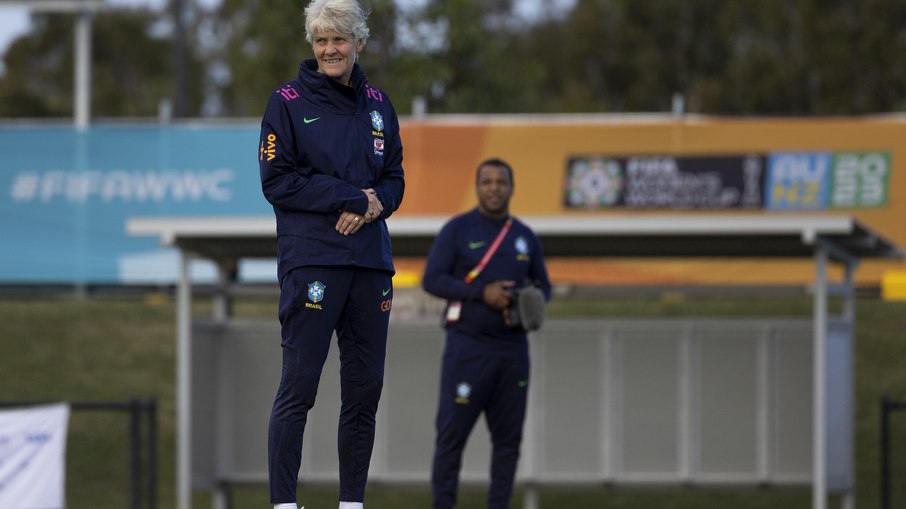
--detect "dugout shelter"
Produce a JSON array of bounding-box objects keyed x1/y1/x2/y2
[{"x1": 129, "y1": 213, "x2": 900, "y2": 509}]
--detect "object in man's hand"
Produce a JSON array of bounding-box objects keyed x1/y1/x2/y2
[{"x1": 508, "y1": 286, "x2": 546, "y2": 331}]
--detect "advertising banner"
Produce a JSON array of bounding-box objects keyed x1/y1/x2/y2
[
  {"x1": 0, "y1": 403, "x2": 71, "y2": 509},
  {"x1": 564, "y1": 154, "x2": 765, "y2": 209},
  {"x1": 764, "y1": 151, "x2": 890, "y2": 210},
  {"x1": 564, "y1": 151, "x2": 890, "y2": 211},
  {"x1": 0, "y1": 126, "x2": 270, "y2": 283},
  {"x1": 0, "y1": 120, "x2": 900, "y2": 285}
]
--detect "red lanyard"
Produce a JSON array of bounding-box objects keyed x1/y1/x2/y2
[{"x1": 464, "y1": 218, "x2": 512, "y2": 283}]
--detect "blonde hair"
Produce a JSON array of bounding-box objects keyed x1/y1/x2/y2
[{"x1": 304, "y1": 0, "x2": 370, "y2": 44}]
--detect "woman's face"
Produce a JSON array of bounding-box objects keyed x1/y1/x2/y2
[{"x1": 312, "y1": 31, "x2": 364, "y2": 85}]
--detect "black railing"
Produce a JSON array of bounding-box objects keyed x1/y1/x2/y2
[
  {"x1": 881, "y1": 396, "x2": 906, "y2": 509},
  {"x1": 0, "y1": 398, "x2": 157, "y2": 509}
]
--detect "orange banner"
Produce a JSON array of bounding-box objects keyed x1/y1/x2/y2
[{"x1": 396, "y1": 116, "x2": 906, "y2": 287}]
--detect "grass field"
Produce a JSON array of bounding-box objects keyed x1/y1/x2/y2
[{"x1": 1, "y1": 291, "x2": 905, "y2": 508}]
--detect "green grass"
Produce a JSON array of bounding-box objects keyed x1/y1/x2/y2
[
  {"x1": 1, "y1": 292, "x2": 905, "y2": 508},
  {"x1": 0, "y1": 296, "x2": 177, "y2": 507}
]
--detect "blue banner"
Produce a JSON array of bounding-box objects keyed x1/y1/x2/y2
[
  {"x1": 764, "y1": 152, "x2": 833, "y2": 210},
  {"x1": 0, "y1": 125, "x2": 271, "y2": 283}
]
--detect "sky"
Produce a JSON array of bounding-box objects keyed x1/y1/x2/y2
[
  {"x1": 0, "y1": 5, "x2": 36, "y2": 55},
  {"x1": 0, "y1": 0, "x2": 181, "y2": 55}
]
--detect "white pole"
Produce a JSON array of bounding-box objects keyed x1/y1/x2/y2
[
  {"x1": 74, "y1": 9, "x2": 92, "y2": 130},
  {"x1": 678, "y1": 324, "x2": 694, "y2": 482},
  {"x1": 522, "y1": 487, "x2": 539, "y2": 509},
  {"x1": 178, "y1": 251, "x2": 193, "y2": 509},
  {"x1": 214, "y1": 262, "x2": 230, "y2": 322},
  {"x1": 213, "y1": 484, "x2": 230, "y2": 509},
  {"x1": 841, "y1": 491, "x2": 854, "y2": 509},
  {"x1": 813, "y1": 247, "x2": 828, "y2": 509}
]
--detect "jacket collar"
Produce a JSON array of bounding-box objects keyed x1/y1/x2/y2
[
  {"x1": 298, "y1": 58, "x2": 367, "y2": 97},
  {"x1": 296, "y1": 59, "x2": 367, "y2": 114}
]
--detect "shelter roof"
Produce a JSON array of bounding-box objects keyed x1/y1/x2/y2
[{"x1": 127, "y1": 214, "x2": 902, "y2": 263}]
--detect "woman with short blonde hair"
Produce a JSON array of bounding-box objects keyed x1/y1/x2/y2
[{"x1": 259, "y1": 1, "x2": 405, "y2": 508}]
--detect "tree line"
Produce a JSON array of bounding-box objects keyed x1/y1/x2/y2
[{"x1": 1, "y1": 0, "x2": 904, "y2": 119}]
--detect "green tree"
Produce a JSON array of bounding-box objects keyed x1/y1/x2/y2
[
  {"x1": 3, "y1": 0, "x2": 906, "y2": 117},
  {"x1": 526, "y1": 0, "x2": 906, "y2": 115},
  {"x1": 210, "y1": 0, "x2": 436, "y2": 116},
  {"x1": 208, "y1": 0, "x2": 303, "y2": 116},
  {"x1": 409, "y1": 0, "x2": 544, "y2": 113},
  {"x1": 0, "y1": 9, "x2": 201, "y2": 118}
]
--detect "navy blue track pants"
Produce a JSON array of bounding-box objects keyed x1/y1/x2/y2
[
  {"x1": 431, "y1": 332, "x2": 530, "y2": 509},
  {"x1": 268, "y1": 266, "x2": 393, "y2": 504}
]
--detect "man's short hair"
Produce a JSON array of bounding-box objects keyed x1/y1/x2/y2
[{"x1": 475, "y1": 158, "x2": 514, "y2": 187}]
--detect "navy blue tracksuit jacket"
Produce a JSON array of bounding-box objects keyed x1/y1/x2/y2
[{"x1": 260, "y1": 58, "x2": 404, "y2": 284}]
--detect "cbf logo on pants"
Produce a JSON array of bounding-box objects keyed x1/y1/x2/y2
[{"x1": 306, "y1": 281, "x2": 326, "y2": 309}]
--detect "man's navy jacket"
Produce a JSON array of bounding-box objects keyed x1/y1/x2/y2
[{"x1": 259, "y1": 59, "x2": 405, "y2": 284}]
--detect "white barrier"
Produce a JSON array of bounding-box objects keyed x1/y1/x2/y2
[{"x1": 191, "y1": 317, "x2": 822, "y2": 503}]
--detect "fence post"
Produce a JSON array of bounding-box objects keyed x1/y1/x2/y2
[
  {"x1": 130, "y1": 397, "x2": 148, "y2": 509},
  {"x1": 880, "y1": 396, "x2": 906, "y2": 509},
  {"x1": 881, "y1": 397, "x2": 890, "y2": 509},
  {"x1": 147, "y1": 398, "x2": 158, "y2": 509}
]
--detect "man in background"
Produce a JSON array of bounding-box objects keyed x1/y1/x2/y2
[{"x1": 422, "y1": 158, "x2": 551, "y2": 509}]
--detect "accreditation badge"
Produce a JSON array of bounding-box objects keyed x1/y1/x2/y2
[{"x1": 445, "y1": 301, "x2": 462, "y2": 323}]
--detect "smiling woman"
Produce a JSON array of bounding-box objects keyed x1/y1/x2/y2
[{"x1": 256, "y1": 1, "x2": 406, "y2": 508}]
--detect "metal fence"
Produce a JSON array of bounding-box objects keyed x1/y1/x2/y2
[
  {"x1": 0, "y1": 398, "x2": 158, "y2": 509},
  {"x1": 880, "y1": 396, "x2": 906, "y2": 509}
]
